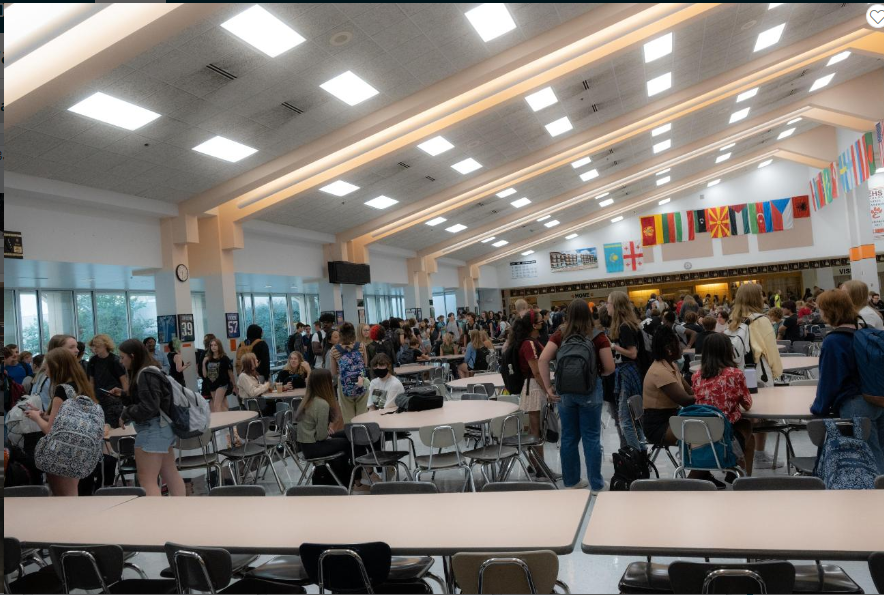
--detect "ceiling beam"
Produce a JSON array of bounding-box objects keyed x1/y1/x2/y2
[
  {"x1": 336, "y1": 16, "x2": 878, "y2": 249},
  {"x1": 191, "y1": 3, "x2": 721, "y2": 219}
]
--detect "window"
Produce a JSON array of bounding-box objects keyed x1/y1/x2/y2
[
  {"x1": 191, "y1": 293, "x2": 207, "y2": 345},
  {"x1": 76, "y1": 293, "x2": 95, "y2": 342},
  {"x1": 18, "y1": 292, "x2": 41, "y2": 353},
  {"x1": 271, "y1": 295, "x2": 288, "y2": 358},
  {"x1": 289, "y1": 296, "x2": 303, "y2": 325},
  {"x1": 252, "y1": 294, "x2": 272, "y2": 350},
  {"x1": 39, "y1": 291, "x2": 75, "y2": 351},
  {"x1": 4, "y1": 289, "x2": 18, "y2": 346},
  {"x1": 94, "y1": 293, "x2": 129, "y2": 350},
  {"x1": 128, "y1": 294, "x2": 157, "y2": 342}
]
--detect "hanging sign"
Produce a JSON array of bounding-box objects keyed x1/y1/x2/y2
[
  {"x1": 157, "y1": 315, "x2": 177, "y2": 344},
  {"x1": 177, "y1": 314, "x2": 195, "y2": 343},
  {"x1": 871, "y1": 187, "x2": 884, "y2": 240},
  {"x1": 225, "y1": 313, "x2": 240, "y2": 339},
  {"x1": 4, "y1": 231, "x2": 23, "y2": 259}
]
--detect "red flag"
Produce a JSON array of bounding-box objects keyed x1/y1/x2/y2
[
  {"x1": 686, "y1": 210, "x2": 695, "y2": 241},
  {"x1": 640, "y1": 216, "x2": 658, "y2": 246},
  {"x1": 792, "y1": 195, "x2": 810, "y2": 219}
]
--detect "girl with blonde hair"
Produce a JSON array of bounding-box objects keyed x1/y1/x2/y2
[{"x1": 607, "y1": 291, "x2": 645, "y2": 449}]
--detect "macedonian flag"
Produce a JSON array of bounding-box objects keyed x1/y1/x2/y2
[{"x1": 706, "y1": 206, "x2": 731, "y2": 238}]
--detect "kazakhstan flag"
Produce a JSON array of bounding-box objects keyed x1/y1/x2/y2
[{"x1": 603, "y1": 242, "x2": 624, "y2": 273}]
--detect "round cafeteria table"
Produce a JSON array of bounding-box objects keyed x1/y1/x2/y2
[
  {"x1": 741, "y1": 385, "x2": 817, "y2": 420},
  {"x1": 683, "y1": 344, "x2": 786, "y2": 355},
  {"x1": 261, "y1": 387, "x2": 306, "y2": 399},
  {"x1": 107, "y1": 410, "x2": 258, "y2": 439},
  {"x1": 395, "y1": 364, "x2": 433, "y2": 376},
  {"x1": 690, "y1": 356, "x2": 818, "y2": 373},
  {"x1": 447, "y1": 373, "x2": 505, "y2": 390},
  {"x1": 428, "y1": 354, "x2": 464, "y2": 362}
]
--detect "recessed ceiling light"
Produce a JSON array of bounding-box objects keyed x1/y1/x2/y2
[
  {"x1": 809, "y1": 73, "x2": 835, "y2": 92},
  {"x1": 826, "y1": 51, "x2": 850, "y2": 67},
  {"x1": 729, "y1": 107, "x2": 750, "y2": 123},
  {"x1": 492, "y1": 240, "x2": 509, "y2": 248},
  {"x1": 320, "y1": 180, "x2": 359, "y2": 196},
  {"x1": 716, "y1": 152, "x2": 731, "y2": 163},
  {"x1": 525, "y1": 87, "x2": 558, "y2": 112},
  {"x1": 565, "y1": 233, "x2": 578, "y2": 240},
  {"x1": 544, "y1": 219, "x2": 560, "y2": 228},
  {"x1": 417, "y1": 136, "x2": 454, "y2": 156},
  {"x1": 599, "y1": 198, "x2": 614, "y2": 207},
  {"x1": 611, "y1": 216, "x2": 624, "y2": 223},
  {"x1": 651, "y1": 123, "x2": 671, "y2": 137},
  {"x1": 496, "y1": 188, "x2": 516, "y2": 198},
  {"x1": 445, "y1": 223, "x2": 467, "y2": 233},
  {"x1": 768, "y1": 3, "x2": 783, "y2": 8},
  {"x1": 656, "y1": 168, "x2": 671, "y2": 176},
  {"x1": 580, "y1": 169, "x2": 600, "y2": 182},
  {"x1": 465, "y1": 3, "x2": 516, "y2": 42},
  {"x1": 659, "y1": 198, "x2": 671, "y2": 205},
  {"x1": 736, "y1": 87, "x2": 758, "y2": 102},
  {"x1": 481, "y1": 237, "x2": 496, "y2": 243},
  {"x1": 653, "y1": 139, "x2": 671, "y2": 154},
  {"x1": 647, "y1": 72, "x2": 672, "y2": 97},
  {"x1": 426, "y1": 217, "x2": 447, "y2": 227},
  {"x1": 707, "y1": 179, "x2": 721, "y2": 187},
  {"x1": 220, "y1": 5, "x2": 305, "y2": 57},
  {"x1": 595, "y1": 192, "x2": 609, "y2": 199},
  {"x1": 537, "y1": 215, "x2": 551, "y2": 222},
  {"x1": 787, "y1": 117, "x2": 802, "y2": 125},
  {"x1": 545, "y1": 117, "x2": 573, "y2": 137},
  {"x1": 758, "y1": 159, "x2": 773, "y2": 168},
  {"x1": 68, "y1": 92, "x2": 160, "y2": 131},
  {"x1": 571, "y1": 157, "x2": 592, "y2": 169},
  {"x1": 754, "y1": 23, "x2": 785, "y2": 52},
  {"x1": 720, "y1": 143, "x2": 736, "y2": 151},
  {"x1": 191, "y1": 136, "x2": 257, "y2": 162},
  {"x1": 365, "y1": 195, "x2": 398, "y2": 209},
  {"x1": 320, "y1": 71, "x2": 379, "y2": 106},
  {"x1": 643, "y1": 32, "x2": 673, "y2": 63},
  {"x1": 510, "y1": 197, "x2": 532, "y2": 208},
  {"x1": 777, "y1": 127, "x2": 795, "y2": 140},
  {"x1": 521, "y1": 250, "x2": 535, "y2": 256},
  {"x1": 656, "y1": 176, "x2": 670, "y2": 186},
  {"x1": 451, "y1": 158, "x2": 482, "y2": 174}
]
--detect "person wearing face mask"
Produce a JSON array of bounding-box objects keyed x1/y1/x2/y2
[{"x1": 366, "y1": 354, "x2": 404, "y2": 411}]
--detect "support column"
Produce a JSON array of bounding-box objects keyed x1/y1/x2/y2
[
  {"x1": 156, "y1": 217, "x2": 199, "y2": 389},
  {"x1": 341, "y1": 285, "x2": 363, "y2": 324},
  {"x1": 406, "y1": 257, "x2": 434, "y2": 319},
  {"x1": 189, "y1": 216, "x2": 240, "y2": 354},
  {"x1": 317, "y1": 281, "x2": 341, "y2": 316},
  {"x1": 458, "y1": 265, "x2": 479, "y2": 312},
  {"x1": 845, "y1": 170, "x2": 883, "y2": 292}
]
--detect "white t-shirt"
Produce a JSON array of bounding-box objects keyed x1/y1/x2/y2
[
  {"x1": 368, "y1": 375, "x2": 405, "y2": 410},
  {"x1": 312, "y1": 330, "x2": 326, "y2": 366},
  {"x1": 859, "y1": 305, "x2": 884, "y2": 330}
]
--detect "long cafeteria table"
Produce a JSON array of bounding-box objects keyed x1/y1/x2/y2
[{"x1": 741, "y1": 385, "x2": 816, "y2": 420}]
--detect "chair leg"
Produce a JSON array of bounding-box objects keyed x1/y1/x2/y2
[
  {"x1": 424, "y1": 572, "x2": 446, "y2": 594},
  {"x1": 123, "y1": 561, "x2": 149, "y2": 580},
  {"x1": 554, "y1": 579, "x2": 571, "y2": 594},
  {"x1": 263, "y1": 454, "x2": 285, "y2": 493},
  {"x1": 347, "y1": 466, "x2": 359, "y2": 495},
  {"x1": 324, "y1": 463, "x2": 345, "y2": 488}
]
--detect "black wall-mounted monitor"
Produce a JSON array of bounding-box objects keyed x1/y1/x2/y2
[{"x1": 327, "y1": 261, "x2": 371, "y2": 285}]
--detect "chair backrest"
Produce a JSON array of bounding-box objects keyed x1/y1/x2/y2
[
  {"x1": 669, "y1": 415, "x2": 724, "y2": 444},
  {"x1": 418, "y1": 423, "x2": 465, "y2": 449},
  {"x1": 489, "y1": 414, "x2": 522, "y2": 440},
  {"x1": 732, "y1": 476, "x2": 825, "y2": 491},
  {"x1": 286, "y1": 485, "x2": 348, "y2": 497},
  {"x1": 4, "y1": 485, "x2": 50, "y2": 497},
  {"x1": 791, "y1": 341, "x2": 812, "y2": 355},
  {"x1": 300, "y1": 542, "x2": 391, "y2": 592},
  {"x1": 631, "y1": 479, "x2": 717, "y2": 492},
  {"x1": 109, "y1": 435, "x2": 137, "y2": 458},
  {"x1": 481, "y1": 482, "x2": 555, "y2": 493},
  {"x1": 164, "y1": 542, "x2": 232, "y2": 593},
  {"x1": 177, "y1": 427, "x2": 213, "y2": 451},
  {"x1": 807, "y1": 418, "x2": 871, "y2": 446},
  {"x1": 627, "y1": 395, "x2": 643, "y2": 424},
  {"x1": 668, "y1": 560, "x2": 796, "y2": 594},
  {"x1": 869, "y1": 552, "x2": 884, "y2": 594},
  {"x1": 345, "y1": 422, "x2": 383, "y2": 447},
  {"x1": 49, "y1": 545, "x2": 125, "y2": 591},
  {"x1": 452, "y1": 550, "x2": 559, "y2": 595},
  {"x1": 209, "y1": 485, "x2": 266, "y2": 497},
  {"x1": 462, "y1": 392, "x2": 489, "y2": 401},
  {"x1": 238, "y1": 418, "x2": 266, "y2": 443},
  {"x1": 94, "y1": 486, "x2": 147, "y2": 497},
  {"x1": 244, "y1": 398, "x2": 262, "y2": 413},
  {"x1": 876, "y1": 475, "x2": 884, "y2": 489},
  {"x1": 4, "y1": 537, "x2": 23, "y2": 578},
  {"x1": 370, "y1": 481, "x2": 438, "y2": 495},
  {"x1": 789, "y1": 379, "x2": 818, "y2": 386}
]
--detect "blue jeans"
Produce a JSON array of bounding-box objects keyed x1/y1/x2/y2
[
  {"x1": 615, "y1": 362, "x2": 644, "y2": 450},
  {"x1": 558, "y1": 382, "x2": 605, "y2": 490},
  {"x1": 838, "y1": 395, "x2": 884, "y2": 474}
]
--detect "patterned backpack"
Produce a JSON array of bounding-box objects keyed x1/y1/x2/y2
[
  {"x1": 813, "y1": 418, "x2": 877, "y2": 490},
  {"x1": 335, "y1": 343, "x2": 366, "y2": 399},
  {"x1": 34, "y1": 384, "x2": 104, "y2": 479}
]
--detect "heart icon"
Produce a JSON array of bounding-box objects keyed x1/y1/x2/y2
[{"x1": 872, "y1": 9, "x2": 884, "y2": 24}]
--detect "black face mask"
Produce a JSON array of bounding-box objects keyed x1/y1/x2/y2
[{"x1": 373, "y1": 368, "x2": 389, "y2": 379}]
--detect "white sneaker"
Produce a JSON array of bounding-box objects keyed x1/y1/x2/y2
[
  {"x1": 566, "y1": 479, "x2": 588, "y2": 490},
  {"x1": 753, "y1": 451, "x2": 784, "y2": 469},
  {"x1": 590, "y1": 482, "x2": 608, "y2": 495}
]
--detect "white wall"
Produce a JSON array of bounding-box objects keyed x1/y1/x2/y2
[
  {"x1": 233, "y1": 232, "x2": 326, "y2": 279},
  {"x1": 489, "y1": 160, "x2": 855, "y2": 289}
]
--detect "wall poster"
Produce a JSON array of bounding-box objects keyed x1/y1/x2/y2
[
  {"x1": 509, "y1": 260, "x2": 538, "y2": 279},
  {"x1": 871, "y1": 186, "x2": 884, "y2": 240},
  {"x1": 549, "y1": 247, "x2": 598, "y2": 273}
]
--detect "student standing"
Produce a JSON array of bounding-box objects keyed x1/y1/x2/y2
[
  {"x1": 87, "y1": 334, "x2": 128, "y2": 396},
  {"x1": 843, "y1": 279, "x2": 884, "y2": 330},
  {"x1": 166, "y1": 338, "x2": 190, "y2": 388},
  {"x1": 244, "y1": 325, "x2": 271, "y2": 382},
  {"x1": 202, "y1": 337, "x2": 236, "y2": 413},
  {"x1": 114, "y1": 339, "x2": 186, "y2": 497},
  {"x1": 513, "y1": 310, "x2": 547, "y2": 462},
  {"x1": 330, "y1": 323, "x2": 369, "y2": 423},
  {"x1": 607, "y1": 291, "x2": 646, "y2": 450}
]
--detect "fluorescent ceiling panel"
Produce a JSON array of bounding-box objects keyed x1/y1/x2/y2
[
  {"x1": 809, "y1": 73, "x2": 835, "y2": 92},
  {"x1": 565, "y1": 234, "x2": 578, "y2": 240},
  {"x1": 320, "y1": 71, "x2": 379, "y2": 106},
  {"x1": 536, "y1": 215, "x2": 551, "y2": 222},
  {"x1": 729, "y1": 107, "x2": 750, "y2": 123},
  {"x1": 544, "y1": 219, "x2": 560, "y2": 228},
  {"x1": 707, "y1": 179, "x2": 721, "y2": 187},
  {"x1": 656, "y1": 176, "x2": 670, "y2": 186},
  {"x1": 716, "y1": 152, "x2": 731, "y2": 163},
  {"x1": 545, "y1": 117, "x2": 573, "y2": 137},
  {"x1": 417, "y1": 136, "x2": 454, "y2": 156},
  {"x1": 787, "y1": 117, "x2": 802, "y2": 125},
  {"x1": 653, "y1": 139, "x2": 671, "y2": 154},
  {"x1": 492, "y1": 240, "x2": 509, "y2": 247},
  {"x1": 496, "y1": 188, "x2": 516, "y2": 198},
  {"x1": 465, "y1": 3, "x2": 516, "y2": 42},
  {"x1": 754, "y1": 23, "x2": 785, "y2": 52},
  {"x1": 319, "y1": 180, "x2": 359, "y2": 196},
  {"x1": 521, "y1": 250, "x2": 535, "y2": 256},
  {"x1": 221, "y1": 5, "x2": 305, "y2": 57},
  {"x1": 758, "y1": 159, "x2": 773, "y2": 168},
  {"x1": 611, "y1": 216, "x2": 624, "y2": 223},
  {"x1": 658, "y1": 198, "x2": 671, "y2": 205},
  {"x1": 445, "y1": 224, "x2": 467, "y2": 233},
  {"x1": 647, "y1": 72, "x2": 672, "y2": 97},
  {"x1": 510, "y1": 197, "x2": 532, "y2": 208},
  {"x1": 525, "y1": 87, "x2": 558, "y2": 112},
  {"x1": 777, "y1": 127, "x2": 795, "y2": 140},
  {"x1": 595, "y1": 192, "x2": 609, "y2": 199},
  {"x1": 571, "y1": 157, "x2": 592, "y2": 169},
  {"x1": 426, "y1": 217, "x2": 447, "y2": 226},
  {"x1": 643, "y1": 32, "x2": 672, "y2": 63},
  {"x1": 191, "y1": 136, "x2": 257, "y2": 163},
  {"x1": 68, "y1": 92, "x2": 160, "y2": 131},
  {"x1": 481, "y1": 237, "x2": 496, "y2": 243},
  {"x1": 579, "y1": 169, "x2": 600, "y2": 182},
  {"x1": 656, "y1": 168, "x2": 671, "y2": 176},
  {"x1": 599, "y1": 198, "x2": 614, "y2": 207},
  {"x1": 736, "y1": 87, "x2": 758, "y2": 102},
  {"x1": 364, "y1": 195, "x2": 398, "y2": 209},
  {"x1": 651, "y1": 123, "x2": 671, "y2": 137},
  {"x1": 451, "y1": 158, "x2": 482, "y2": 174},
  {"x1": 826, "y1": 51, "x2": 850, "y2": 67},
  {"x1": 720, "y1": 142, "x2": 736, "y2": 151}
]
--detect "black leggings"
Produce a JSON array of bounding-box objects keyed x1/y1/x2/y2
[{"x1": 299, "y1": 433, "x2": 352, "y2": 486}]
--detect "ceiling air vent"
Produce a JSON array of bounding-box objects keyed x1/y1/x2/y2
[
  {"x1": 608, "y1": 149, "x2": 615, "y2": 156},
  {"x1": 591, "y1": 103, "x2": 599, "y2": 113},
  {"x1": 425, "y1": 175, "x2": 436, "y2": 182},
  {"x1": 398, "y1": 161, "x2": 410, "y2": 169},
  {"x1": 281, "y1": 102, "x2": 303, "y2": 114},
  {"x1": 206, "y1": 64, "x2": 237, "y2": 80},
  {"x1": 582, "y1": 79, "x2": 590, "y2": 90}
]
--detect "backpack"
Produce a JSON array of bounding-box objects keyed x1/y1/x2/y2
[
  {"x1": 335, "y1": 343, "x2": 366, "y2": 399},
  {"x1": 724, "y1": 314, "x2": 771, "y2": 384},
  {"x1": 6, "y1": 394, "x2": 44, "y2": 446},
  {"x1": 639, "y1": 320, "x2": 655, "y2": 353},
  {"x1": 610, "y1": 446, "x2": 658, "y2": 491},
  {"x1": 500, "y1": 344, "x2": 526, "y2": 395},
  {"x1": 473, "y1": 346, "x2": 490, "y2": 371},
  {"x1": 393, "y1": 385, "x2": 442, "y2": 412},
  {"x1": 234, "y1": 338, "x2": 263, "y2": 376},
  {"x1": 544, "y1": 403, "x2": 560, "y2": 443},
  {"x1": 673, "y1": 322, "x2": 689, "y2": 346},
  {"x1": 34, "y1": 385, "x2": 104, "y2": 479},
  {"x1": 813, "y1": 418, "x2": 877, "y2": 490},
  {"x1": 140, "y1": 367, "x2": 210, "y2": 439},
  {"x1": 853, "y1": 327, "x2": 884, "y2": 407},
  {"x1": 675, "y1": 404, "x2": 737, "y2": 470},
  {"x1": 554, "y1": 331, "x2": 600, "y2": 395},
  {"x1": 397, "y1": 344, "x2": 415, "y2": 366}
]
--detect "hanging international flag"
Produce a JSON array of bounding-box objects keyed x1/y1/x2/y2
[
  {"x1": 876, "y1": 121, "x2": 884, "y2": 170},
  {"x1": 769, "y1": 198, "x2": 794, "y2": 231},
  {"x1": 792, "y1": 195, "x2": 810, "y2": 219},
  {"x1": 622, "y1": 240, "x2": 644, "y2": 272},
  {"x1": 693, "y1": 209, "x2": 707, "y2": 234},
  {"x1": 729, "y1": 204, "x2": 749, "y2": 235},
  {"x1": 809, "y1": 177, "x2": 819, "y2": 211},
  {"x1": 749, "y1": 202, "x2": 768, "y2": 234},
  {"x1": 857, "y1": 131, "x2": 877, "y2": 181},
  {"x1": 660, "y1": 212, "x2": 687, "y2": 243},
  {"x1": 762, "y1": 201, "x2": 774, "y2": 233},
  {"x1": 686, "y1": 210, "x2": 695, "y2": 241},
  {"x1": 838, "y1": 149, "x2": 855, "y2": 193},
  {"x1": 603, "y1": 242, "x2": 624, "y2": 273},
  {"x1": 640, "y1": 216, "x2": 658, "y2": 246},
  {"x1": 829, "y1": 161, "x2": 839, "y2": 199},
  {"x1": 706, "y1": 206, "x2": 731, "y2": 238}
]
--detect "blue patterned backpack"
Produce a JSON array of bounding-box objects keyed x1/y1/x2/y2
[
  {"x1": 34, "y1": 384, "x2": 104, "y2": 479},
  {"x1": 335, "y1": 343, "x2": 366, "y2": 399},
  {"x1": 814, "y1": 418, "x2": 877, "y2": 490}
]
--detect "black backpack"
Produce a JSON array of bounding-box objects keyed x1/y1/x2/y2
[
  {"x1": 554, "y1": 331, "x2": 601, "y2": 395},
  {"x1": 500, "y1": 344, "x2": 526, "y2": 395},
  {"x1": 610, "y1": 446, "x2": 658, "y2": 491},
  {"x1": 393, "y1": 385, "x2": 443, "y2": 412}
]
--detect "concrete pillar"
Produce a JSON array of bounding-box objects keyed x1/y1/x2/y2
[
  {"x1": 156, "y1": 218, "x2": 198, "y2": 389},
  {"x1": 840, "y1": 131, "x2": 881, "y2": 292},
  {"x1": 405, "y1": 257, "x2": 433, "y2": 319},
  {"x1": 340, "y1": 284, "x2": 363, "y2": 324},
  {"x1": 189, "y1": 216, "x2": 240, "y2": 353},
  {"x1": 458, "y1": 266, "x2": 479, "y2": 312},
  {"x1": 317, "y1": 281, "x2": 341, "y2": 316}
]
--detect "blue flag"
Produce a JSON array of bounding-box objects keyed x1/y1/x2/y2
[
  {"x1": 603, "y1": 242, "x2": 624, "y2": 273},
  {"x1": 762, "y1": 201, "x2": 773, "y2": 233}
]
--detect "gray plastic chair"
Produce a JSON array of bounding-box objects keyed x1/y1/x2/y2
[
  {"x1": 631, "y1": 478, "x2": 716, "y2": 491},
  {"x1": 370, "y1": 481, "x2": 438, "y2": 495},
  {"x1": 344, "y1": 422, "x2": 412, "y2": 494},
  {"x1": 208, "y1": 485, "x2": 266, "y2": 497},
  {"x1": 668, "y1": 560, "x2": 796, "y2": 594},
  {"x1": 464, "y1": 414, "x2": 527, "y2": 484},
  {"x1": 4, "y1": 485, "x2": 51, "y2": 497},
  {"x1": 481, "y1": 481, "x2": 555, "y2": 493},
  {"x1": 49, "y1": 544, "x2": 175, "y2": 594},
  {"x1": 461, "y1": 392, "x2": 490, "y2": 401},
  {"x1": 669, "y1": 415, "x2": 744, "y2": 478},
  {"x1": 627, "y1": 395, "x2": 677, "y2": 468},
  {"x1": 876, "y1": 475, "x2": 884, "y2": 489},
  {"x1": 791, "y1": 340, "x2": 813, "y2": 355},
  {"x1": 94, "y1": 486, "x2": 147, "y2": 497},
  {"x1": 176, "y1": 428, "x2": 221, "y2": 487},
  {"x1": 452, "y1": 550, "x2": 565, "y2": 595},
  {"x1": 732, "y1": 476, "x2": 824, "y2": 491},
  {"x1": 285, "y1": 485, "x2": 348, "y2": 497},
  {"x1": 870, "y1": 553, "x2": 884, "y2": 594},
  {"x1": 415, "y1": 423, "x2": 475, "y2": 492}
]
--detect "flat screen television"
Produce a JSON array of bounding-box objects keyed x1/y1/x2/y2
[{"x1": 327, "y1": 261, "x2": 371, "y2": 285}]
